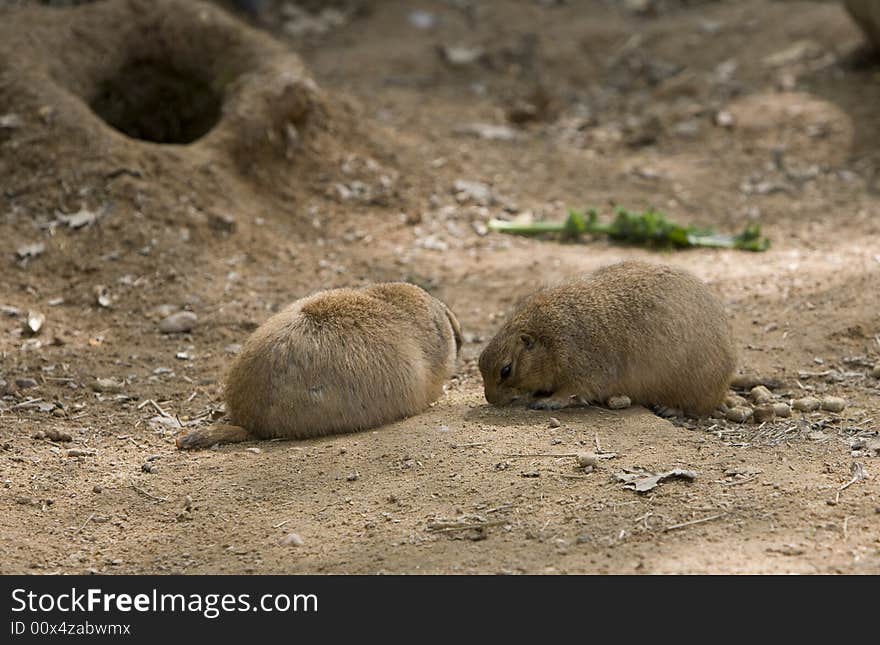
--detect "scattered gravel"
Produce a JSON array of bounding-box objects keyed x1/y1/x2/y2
[
  {"x1": 750, "y1": 385, "x2": 773, "y2": 404},
  {"x1": 725, "y1": 394, "x2": 749, "y2": 408},
  {"x1": 607, "y1": 395, "x2": 631, "y2": 410},
  {"x1": 772, "y1": 403, "x2": 791, "y2": 418},
  {"x1": 92, "y1": 377, "x2": 124, "y2": 393},
  {"x1": 725, "y1": 406, "x2": 753, "y2": 423},
  {"x1": 576, "y1": 452, "x2": 598, "y2": 468},
  {"x1": 792, "y1": 397, "x2": 820, "y2": 412},
  {"x1": 753, "y1": 405, "x2": 775, "y2": 424},
  {"x1": 820, "y1": 396, "x2": 846, "y2": 413}
]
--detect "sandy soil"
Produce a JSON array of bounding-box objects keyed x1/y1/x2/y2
[{"x1": 0, "y1": 0, "x2": 878, "y2": 574}]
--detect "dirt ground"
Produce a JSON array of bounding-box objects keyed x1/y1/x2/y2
[{"x1": 1, "y1": 0, "x2": 879, "y2": 574}]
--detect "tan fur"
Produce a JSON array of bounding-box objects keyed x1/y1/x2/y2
[
  {"x1": 225, "y1": 282, "x2": 461, "y2": 439},
  {"x1": 478, "y1": 261, "x2": 736, "y2": 415}
]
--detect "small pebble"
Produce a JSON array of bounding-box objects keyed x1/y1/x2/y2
[
  {"x1": 245, "y1": 447, "x2": 262, "y2": 454},
  {"x1": 792, "y1": 397, "x2": 820, "y2": 412},
  {"x1": 871, "y1": 365, "x2": 880, "y2": 379},
  {"x1": 772, "y1": 403, "x2": 791, "y2": 418},
  {"x1": 92, "y1": 377, "x2": 124, "y2": 393},
  {"x1": 15, "y1": 378, "x2": 38, "y2": 390},
  {"x1": 576, "y1": 452, "x2": 598, "y2": 468},
  {"x1": 153, "y1": 304, "x2": 179, "y2": 318},
  {"x1": 715, "y1": 110, "x2": 734, "y2": 127},
  {"x1": 607, "y1": 395, "x2": 631, "y2": 410},
  {"x1": 65, "y1": 448, "x2": 94, "y2": 457},
  {"x1": 724, "y1": 394, "x2": 749, "y2": 408},
  {"x1": 749, "y1": 385, "x2": 773, "y2": 404},
  {"x1": 730, "y1": 374, "x2": 776, "y2": 390},
  {"x1": 158, "y1": 311, "x2": 197, "y2": 334},
  {"x1": 281, "y1": 532, "x2": 304, "y2": 547},
  {"x1": 548, "y1": 417, "x2": 561, "y2": 428},
  {"x1": 346, "y1": 471, "x2": 359, "y2": 482},
  {"x1": 44, "y1": 428, "x2": 72, "y2": 442},
  {"x1": 725, "y1": 406, "x2": 753, "y2": 423},
  {"x1": 820, "y1": 396, "x2": 846, "y2": 413},
  {"x1": 92, "y1": 485, "x2": 102, "y2": 494},
  {"x1": 753, "y1": 405, "x2": 775, "y2": 424}
]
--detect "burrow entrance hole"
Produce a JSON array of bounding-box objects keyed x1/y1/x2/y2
[{"x1": 89, "y1": 59, "x2": 222, "y2": 144}]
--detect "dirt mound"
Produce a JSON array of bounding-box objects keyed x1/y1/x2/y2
[{"x1": 0, "y1": 0, "x2": 389, "y2": 290}]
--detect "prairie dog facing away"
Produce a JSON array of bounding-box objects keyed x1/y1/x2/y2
[
  {"x1": 478, "y1": 261, "x2": 735, "y2": 415},
  {"x1": 176, "y1": 283, "x2": 461, "y2": 448}
]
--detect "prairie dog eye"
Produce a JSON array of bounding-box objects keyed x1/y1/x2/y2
[{"x1": 500, "y1": 363, "x2": 512, "y2": 380}]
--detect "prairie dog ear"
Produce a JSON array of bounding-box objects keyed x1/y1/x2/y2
[
  {"x1": 520, "y1": 333, "x2": 535, "y2": 350},
  {"x1": 443, "y1": 303, "x2": 463, "y2": 355}
]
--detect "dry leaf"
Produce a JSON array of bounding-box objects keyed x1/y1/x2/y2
[{"x1": 615, "y1": 467, "x2": 698, "y2": 493}]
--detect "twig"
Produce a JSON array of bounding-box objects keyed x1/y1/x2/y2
[
  {"x1": 723, "y1": 475, "x2": 759, "y2": 486},
  {"x1": 503, "y1": 452, "x2": 578, "y2": 458},
  {"x1": 11, "y1": 398, "x2": 44, "y2": 410},
  {"x1": 273, "y1": 519, "x2": 290, "y2": 529},
  {"x1": 137, "y1": 398, "x2": 171, "y2": 417},
  {"x1": 117, "y1": 435, "x2": 147, "y2": 450},
  {"x1": 73, "y1": 512, "x2": 95, "y2": 535},
  {"x1": 129, "y1": 479, "x2": 167, "y2": 502},
  {"x1": 663, "y1": 513, "x2": 726, "y2": 532},
  {"x1": 452, "y1": 442, "x2": 488, "y2": 448},
  {"x1": 427, "y1": 520, "x2": 505, "y2": 533},
  {"x1": 838, "y1": 462, "x2": 868, "y2": 492},
  {"x1": 634, "y1": 512, "x2": 654, "y2": 530}
]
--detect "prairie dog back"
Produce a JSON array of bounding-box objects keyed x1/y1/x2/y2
[{"x1": 225, "y1": 282, "x2": 460, "y2": 439}]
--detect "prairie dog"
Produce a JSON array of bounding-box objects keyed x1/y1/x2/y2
[
  {"x1": 177, "y1": 283, "x2": 461, "y2": 448},
  {"x1": 478, "y1": 261, "x2": 735, "y2": 415}
]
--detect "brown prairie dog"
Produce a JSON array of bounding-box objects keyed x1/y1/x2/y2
[
  {"x1": 177, "y1": 282, "x2": 461, "y2": 448},
  {"x1": 478, "y1": 261, "x2": 735, "y2": 416}
]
